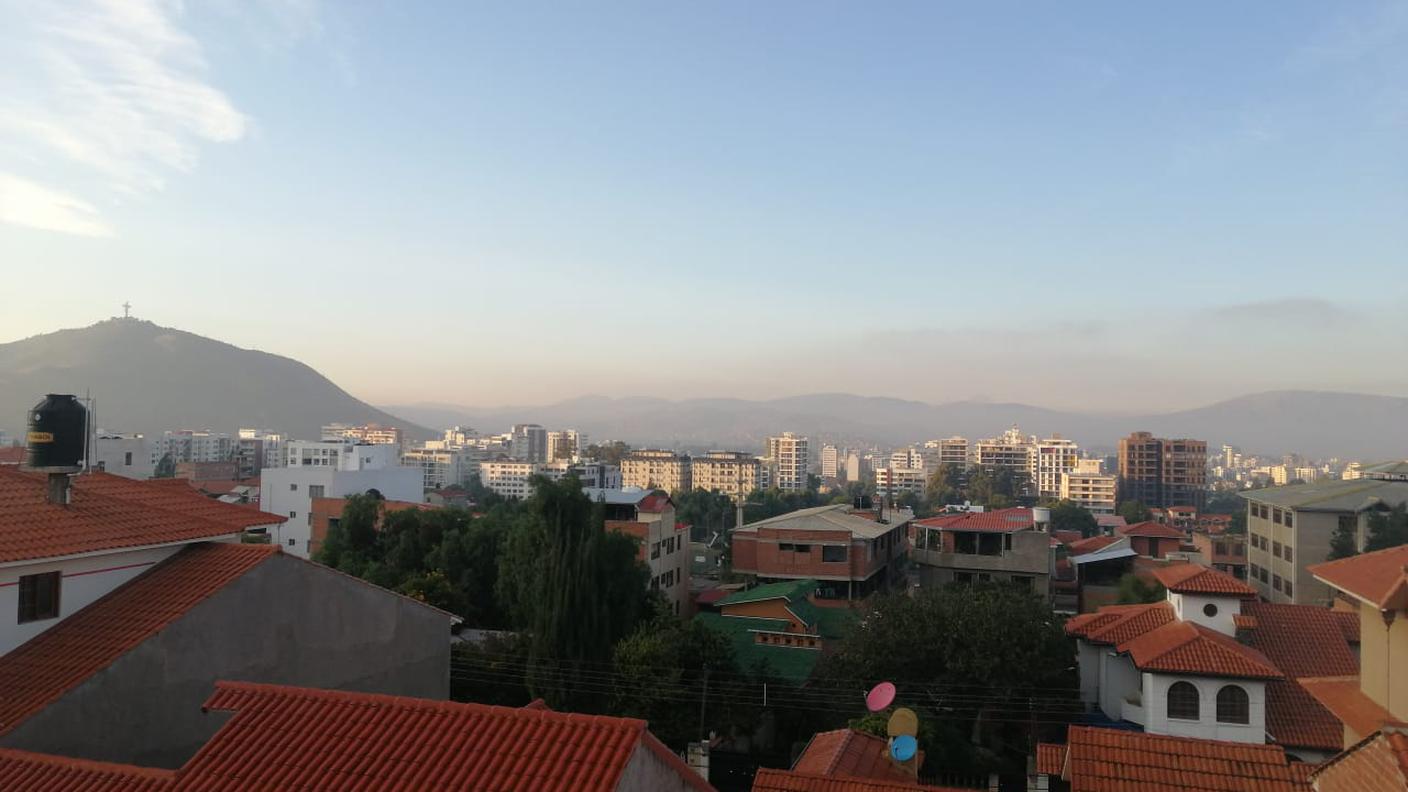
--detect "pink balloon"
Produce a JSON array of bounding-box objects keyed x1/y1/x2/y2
[{"x1": 865, "y1": 681, "x2": 896, "y2": 712}]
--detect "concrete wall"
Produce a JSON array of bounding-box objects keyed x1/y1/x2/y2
[
  {"x1": 1097, "y1": 651, "x2": 1141, "y2": 722},
  {"x1": 1077, "y1": 641, "x2": 1102, "y2": 708},
  {"x1": 616, "y1": 741, "x2": 707, "y2": 792},
  {"x1": 1141, "y1": 673, "x2": 1265, "y2": 744},
  {"x1": 0, "y1": 543, "x2": 219, "y2": 654},
  {"x1": 1, "y1": 553, "x2": 450, "y2": 768},
  {"x1": 1168, "y1": 591, "x2": 1242, "y2": 636},
  {"x1": 1359, "y1": 601, "x2": 1408, "y2": 722},
  {"x1": 263, "y1": 467, "x2": 423, "y2": 558}
]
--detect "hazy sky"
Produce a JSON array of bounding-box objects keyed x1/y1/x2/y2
[{"x1": 1, "y1": 1, "x2": 1405, "y2": 412}]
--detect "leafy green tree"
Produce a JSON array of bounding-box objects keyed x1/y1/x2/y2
[
  {"x1": 965, "y1": 466, "x2": 1026, "y2": 508},
  {"x1": 1047, "y1": 500, "x2": 1099, "y2": 538},
  {"x1": 815, "y1": 584, "x2": 1076, "y2": 777},
  {"x1": 1117, "y1": 500, "x2": 1152, "y2": 524},
  {"x1": 1328, "y1": 517, "x2": 1359, "y2": 561},
  {"x1": 1364, "y1": 505, "x2": 1408, "y2": 552},
  {"x1": 583, "y1": 440, "x2": 631, "y2": 465},
  {"x1": 674, "y1": 489, "x2": 738, "y2": 540},
  {"x1": 925, "y1": 463, "x2": 964, "y2": 506},
  {"x1": 1116, "y1": 573, "x2": 1165, "y2": 604},
  {"x1": 450, "y1": 633, "x2": 534, "y2": 707},
  {"x1": 153, "y1": 453, "x2": 176, "y2": 478},
  {"x1": 1228, "y1": 509, "x2": 1247, "y2": 535}
]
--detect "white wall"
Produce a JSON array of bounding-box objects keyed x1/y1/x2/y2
[
  {"x1": 1168, "y1": 591, "x2": 1242, "y2": 636},
  {"x1": 90, "y1": 436, "x2": 153, "y2": 480},
  {"x1": 261, "y1": 466, "x2": 422, "y2": 558},
  {"x1": 0, "y1": 542, "x2": 235, "y2": 654},
  {"x1": 1142, "y1": 673, "x2": 1265, "y2": 743},
  {"x1": 1077, "y1": 641, "x2": 1102, "y2": 707},
  {"x1": 1098, "y1": 650, "x2": 1142, "y2": 722}
]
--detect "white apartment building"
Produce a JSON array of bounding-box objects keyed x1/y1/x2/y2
[
  {"x1": 401, "y1": 447, "x2": 472, "y2": 490},
  {"x1": 1034, "y1": 435, "x2": 1080, "y2": 501},
  {"x1": 691, "y1": 451, "x2": 761, "y2": 498},
  {"x1": 766, "y1": 433, "x2": 809, "y2": 492},
  {"x1": 844, "y1": 451, "x2": 867, "y2": 484},
  {"x1": 155, "y1": 430, "x2": 232, "y2": 465},
  {"x1": 262, "y1": 442, "x2": 421, "y2": 557},
  {"x1": 478, "y1": 460, "x2": 541, "y2": 499},
  {"x1": 1060, "y1": 458, "x2": 1117, "y2": 514},
  {"x1": 621, "y1": 450, "x2": 692, "y2": 493},
  {"x1": 875, "y1": 465, "x2": 927, "y2": 497},
  {"x1": 974, "y1": 426, "x2": 1033, "y2": 470},
  {"x1": 821, "y1": 445, "x2": 841, "y2": 479},
  {"x1": 89, "y1": 433, "x2": 153, "y2": 480},
  {"x1": 238, "y1": 429, "x2": 286, "y2": 470},
  {"x1": 510, "y1": 424, "x2": 547, "y2": 462},
  {"x1": 923, "y1": 436, "x2": 970, "y2": 468},
  {"x1": 320, "y1": 423, "x2": 403, "y2": 447},
  {"x1": 889, "y1": 447, "x2": 925, "y2": 470},
  {"x1": 545, "y1": 430, "x2": 583, "y2": 462}
]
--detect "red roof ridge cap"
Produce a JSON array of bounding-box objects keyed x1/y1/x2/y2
[{"x1": 0, "y1": 745, "x2": 177, "y2": 781}]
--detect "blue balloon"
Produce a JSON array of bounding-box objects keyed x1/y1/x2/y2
[{"x1": 891, "y1": 734, "x2": 917, "y2": 762}]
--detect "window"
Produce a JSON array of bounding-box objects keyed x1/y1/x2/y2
[
  {"x1": 1283, "y1": 546, "x2": 1292, "y2": 563},
  {"x1": 953, "y1": 572, "x2": 974, "y2": 585},
  {"x1": 287, "y1": 538, "x2": 295, "y2": 547},
  {"x1": 822, "y1": 545, "x2": 847, "y2": 563},
  {"x1": 1272, "y1": 574, "x2": 1282, "y2": 592},
  {"x1": 1284, "y1": 512, "x2": 1293, "y2": 529},
  {"x1": 289, "y1": 511, "x2": 297, "y2": 519},
  {"x1": 1203, "y1": 603, "x2": 1218, "y2": 618},
  {"x1": 18, "y1": 572, "x2": 61, "y2": 623},
  {"x1": 1272, "y1": 541, "x2": 1282, "y2": 557},
  {"x1": 1284, "y1": 580, "x2": 1292, "y2": 597},
  {"x1": 290, "y1": 483, "x2": 298, "y2": 491},
  {"x1": 794, "y1": 544, "x2": 812, "y2": 553},
  {"x1": 1216, "y1": 685, "x2": 1249, "y2": 724},
  {"x1": 308, "y1": 485, "x2": 325, "y2": 500},
  {"x1": 779, "y1": 543, "x2": 795, "y2": 552},
  {"x1": 124, "y1": 451, "x2": 133, "y2": 465},
  {"x1": 1167, "y1": 681, "x2": 1200, "y2": 720}
]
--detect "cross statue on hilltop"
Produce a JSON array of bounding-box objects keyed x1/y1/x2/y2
[{"x1": 122, "y1": 301, "x2": 131, "y2": 319}]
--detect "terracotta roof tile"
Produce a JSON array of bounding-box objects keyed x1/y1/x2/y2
[
  {"x1": 912, "y1": 508, "x2": 1034, "y2": 533},
  {"x1": 751, "y1": 768, "x2": 965, "y2": 792},
  {"x1": 0, "y1": 747, "x2": 174, "y2": 791},
  {"x1": 1118, "y1": 520, "x2": 1186, "y2": 539},
  {"x1": 1311, "y1": 728, "x2": 1408, "y2": 792},
  {"x1": 1052, "y1": 530, "x2": 1084, "y2": 547},
  {"x1": 1036, "y1": 743, "x2": 1064, "y2": 775},
  {"x1": 0, "y1": 543, "x2": 279, "y2": 736},
  {"x1": 1331, "y1": 610, "x2": 1361, "y2": 644},
  {"x1": 1068, "y1": 602, "x2": 1175, "y2": 646},
  {"x1": 178, "y1": 681, "x2": 716, "y2": 792},
  {"x1": 1301, "y1": 676, "x2": 1407, "y2": 739},
  {"x1": 794, "y1": 729, "x2": 920, "y2": 783},
  {"x1": 1067, "y1": 535, "x2": 1120, "y2": 555},
  {"x1": 1053, "y1": 725, "x2": 1312, "y2": 791},
  {"x1": 1119, "y1": 621, "x2": 1282, "y2": 679},
  {"x1": 1152, "y1": 563, "x2": 1259, "y2": 597},
  {"x1": 0, "y1": 468, "x2": 282, "y2": 563},
  {"x1": 0, "y1": 447, "x2": 25, "y2": 465},
  {"x1": 1309, "y1": 544, "x2": 1408, "y2": 611}
]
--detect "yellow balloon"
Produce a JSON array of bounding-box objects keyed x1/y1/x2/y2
[{"x1": 887, "y1": 707, "x2": 918, "y2": 737}]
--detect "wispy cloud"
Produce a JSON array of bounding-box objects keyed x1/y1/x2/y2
[
  {"x1": 0, "y1": 0, "x2": 274, "y2": 235},
  {"x1": 1200, "y1": 297, "x2": 1355, "y2": 326}
]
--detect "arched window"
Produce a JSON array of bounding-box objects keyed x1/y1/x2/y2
[
  {"x1": 1167, "y1": 681, "x2": 1200, "y2": 720},
  {"x1": 1217, "y1": 685, "x2": 1250, "y2": 724}
]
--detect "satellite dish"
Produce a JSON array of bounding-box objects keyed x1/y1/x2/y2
[
  {"x1": 891, "y1": 734, "x2": 918, "y2": 762},
  {"x1": 865, "y1": 682, "x2": 896, "y2": 712},
  {"x1": 887, "y1": 707, "x2": 918, "y2": 737}
]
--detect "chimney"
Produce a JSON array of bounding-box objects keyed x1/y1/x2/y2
[{"x1": 46, "y1": 472, "x2": 72, "y2": 506}]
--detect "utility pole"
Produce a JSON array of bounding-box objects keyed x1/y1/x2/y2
[{"x1": 698, "y1": 666, "x2": 710, "y2": 740}]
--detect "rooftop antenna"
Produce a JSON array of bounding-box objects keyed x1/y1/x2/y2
[{"x1": 122, "y1": 301, "x2": 131, "y2": 319}]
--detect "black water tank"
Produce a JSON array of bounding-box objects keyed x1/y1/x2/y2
[{"x1": 24, "y1": 394, "x2": 86, "y2": 471}]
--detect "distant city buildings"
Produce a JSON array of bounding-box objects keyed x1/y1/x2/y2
[
  {"x1": 155, "y1": 429, "x2": 232, "y2": 465},
  {"x1": 874, "y1": 463, "x2": 926, "y2": 498},
  {"x1": 621, "y1": 449, "x2": 692, "y2": 492},
  {"x1": 509, "y1": 423, "x2": 547, "y2": 462},
  {"x1": 766, "y1": 432, "x2": 809, "y2": 492},
  {"x1": 544, "y1": 429, "x2": 583, "y2": 462},
  {"x1": 1117, "y1": 431, "x2": 1208, "y2": 510},
  {"x1": 1060, "y1": 458, "x2": 1116, "y2": 514},
  {"x1": 690, "y1": 451, "x2": 760, "y2": 498},
  {"x1": 923, "y1": 436, "x2": 970, "y2": 467},
  {"x1": 820, "y1": 444, "x2": 840, "y2": 479},
  {"x1": 321, "y1": 422, "x2": 403, "y2": 447}
]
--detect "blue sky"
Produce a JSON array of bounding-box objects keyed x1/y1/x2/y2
[{"x1": 1, "y1": 1, "x2": 1405, "y2": 410}]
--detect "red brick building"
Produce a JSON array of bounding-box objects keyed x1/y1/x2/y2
[{"x1": 730, "y1": 504, "x2": 910, "y2": 599}]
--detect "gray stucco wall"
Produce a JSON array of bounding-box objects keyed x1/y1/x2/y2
[
  {"x1": 2, "y1": 554, "x2": 450, "y2": 768},
  {"x1": 616, "y1": 741, "x2": 707, "y2": 792}
]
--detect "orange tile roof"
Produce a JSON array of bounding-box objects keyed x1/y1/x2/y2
[
  {"x1": 794, "y1": 729, "x2": 920, "y2": 783},
  {"x1": 1118, "y1": 520, "x2": 1186, "y2": 539},
  {"x1": 0, "y1": 747, "x2": 174, "y2": 791},
  {"x1": 0, "y1": 467, "x2": 282, "y2": 563},
  {"x1": 1331, "y1": 610, "x2": 1361, "y2": 644},
  {"x1": 1065, "y1": 602, "x2": 1174, "y2": 646},
  {"x1": 1152, "y1": 563, "x2": 1259, "y2": 597},
  {"x1": 0, "y1": 543, "x2": 279, "y2": 736},
  {"x1": 1048, "y1": 725, "x2": 1312, "y2": 791},
  {"x1": 913, "y1": 507, "x2": 1033, "y2": 533},
  {"x1": 1311, "y1": 727, "x2": 1408, "y2": 792},
  {"x1": 1067, "y1": 534, "x2": 1120, "y2": 555},
  {"x1": 1036, "y1": 743, "x2": 1064, "y2": 775},
  {"x1": 1119, "y1": 621, "x2": 1282, "y2": 679},
  {"x1": 0, "y1": 447, "x2": 25, "y2": 465},
  {"x1": 1309, "y1": 544, "x2": 1408, "y2": 611},
  {"x1": 1301, "y1": 676, "x2": 1406, "y2": 739},
  {"x1": 178, "y1": 681, "x2": 716, "y2": 792},
  {"x1": 1238, "y1": 601, "x2": 1360, "y2": 750},
  {"x1": 751, "y1": 768, "x2": 964, "y2": 792}
]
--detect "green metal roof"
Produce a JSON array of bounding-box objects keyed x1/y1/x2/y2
[
  {"x1": 1240, "y1": 477, "x2": 1408, "y2": 512},
  {"x1": 717, "y1": 578, "x2": 819, "y2": 607},
  {"x1": 694, "y1": 613, "x2": 821, "y2": 685}
]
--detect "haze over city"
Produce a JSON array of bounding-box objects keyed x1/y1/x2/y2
[{"x1": 2, "y1": 1, "x2": 1406, "y2": 411}]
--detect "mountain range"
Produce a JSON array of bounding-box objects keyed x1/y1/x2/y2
[{"x1": 1, "y1": 320, "x2": 1403, "y2": 459}]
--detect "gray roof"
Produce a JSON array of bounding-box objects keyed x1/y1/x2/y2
[
  {"x1": 1240, "y1": 476, "x2": 1408, "y2": 513},
  {"x1": 735, "y1": 503, "x2": 910, "y2": 540}
]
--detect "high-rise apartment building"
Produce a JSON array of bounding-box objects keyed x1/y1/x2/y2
[
  {"x1": 156, "y1": 430, "x2": 232, "y2": 465},
  {"x1": 621, "y1": 449, "x2": 692, "y2": 493},
  {"x1": 923, "y1": 436, "x2": 970, "y2": 468},
  {"x1": 974, "y1": 426, "x2": 1032, "y2": 471},
  {"x1": 875, "y1": 465, "x2": 927, "y2": 497},
  {"x1": 844, "y1": 451, "x2": 867, "y2": 485},
  {"x1": 401, "y1": 447, "x2": 472, "y2": 490},
  {"x1": 237, "y1": 429, "x2": 285, "y2": 476},
  {"x1": 691, "y1": 451, "x2": 760, "y2": 497},
  {"x1": 1060, "y1": 458, "x2": 1116, "y2": 514},
  {"x1": 509, "y1": 424, "x2": 547, "y2": 462},
  {"x1": 544, "y1": 430, "x2": 582, "y2": 462},
  {"x1": 766, "y1": 433, "x2": 809, "y2": 492},
  {"x1": 1117, "y1": 431, "x2": 1208, "y2": 510},
  {"x1": 889, "y1": 447, "x2": 924, "y2": 470},
  {"x1": 820, "y1": 445, "x2": 841, "y2": 479},
  {"x1": 1033, "y1": 435, "x2": 1080, "y2": 501}
]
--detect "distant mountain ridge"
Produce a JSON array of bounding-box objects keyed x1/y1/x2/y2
[
  {"x1": 0, "y1": 319, "x2": 430, "y2": 442},
  {"x1": 384, "y1": 391, "x2": 1408, "y2": 459}
]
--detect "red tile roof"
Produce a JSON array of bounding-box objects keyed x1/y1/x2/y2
[
  {"x1": 637, "y1": 493, "x2": 672, "y2": 514},
  {"x1": 1311, "y1": 727, "x2": 1408, "y2": 792},
  {"x1": 1151, "y1": 563, "x2": 1259, "y2": 597},
  {"x1": 1036, "y1": 743, "x2": 1064, "y2": 775},
  {"x1": 1047, "y1": 725, "x2": 1312, "y2": 791},
  {"x1": 912, "y1": 507, "x2": 1034, "y2": 533},
  {"x1": 751, "y1": 768, "x2": 964, "y2": 792},
  {"x1": 178, "y1": 681, "x2": 716, "y2": 792},
  {"x1": 1067, "y1": 535, "x2": 1120, "y2": 555},
  {"x1": 1309, "y1": 544, "x2": 1408, "y2": 611},
  {"x1": 0, "y1": 543, "x2": 279, "y2": 736},
  {"x1": 0, "y1": 468, "x2": 282, "y2": 563},
  {"x1": 794, "y1": 729, "x2": 920, "y2": 783},
  {"x1": 1052, "y1": 529, "x2": 1084, "y2": 547},
  {"x1": 1065, "y1": 602, "x2": 1174, "y2": 646},
  {"x1": 1301, "y1": 676, "x2": 1406, "y2": 739},
  {"x1": 1118, "y1": 520, "x2": 1186, "y2": 539},
  {"x1": 1238, "y1": 601, "x2": 1361, "y2": 750},
  {"x1": 1118, "y1": 621, "x2": 1283, "y2": 679},
  {"x1": 1331, "y1": 610, "x2": 1361, "y2": 644},
  {"x1": 0, "y1": 747, "x2": 174, "y2": 791},
  {"x1": 0, "y1": 447, "x2": 25, "y2": 465}
]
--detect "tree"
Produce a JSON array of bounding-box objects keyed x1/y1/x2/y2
[
  {"x1": 1117, "y1": 500, "x2": 1152, "y2": 524},
  {"x1": 1328, "y1": 517, "x2": 1359, "y2": 561},
  {"x1": 1116, "y1": 573, "x2": 1165, "y2": 604},
  {"x1": 1227, "y1": 510, "x2": 1247, "y2": 535},
  {"x1": 815, "y1": 584, "x2": 1076, "y2": 777},
  {"x1": 583, "y1": 440, "x2": 631, "y2": 465},
  {"x1": 673, "y1": 489, "x2": 737, "y2": 541},
  {"x1": 965, "y1": 466, "x2": 1026, "y2": 508},
  {"x1": 1364, "y1": 505, "x2": 1408, "y2": 553},
  {"x1": 153, "y1": 453, "x2": 176, "y2": 478},
  {"x1": 1047, "y1": 500, "x2": 1099, "y2": 538},
  {"x1": 925, "y1": 463, "x2": 963, "y2": 505}
]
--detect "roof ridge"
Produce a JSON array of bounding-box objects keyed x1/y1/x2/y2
[{"x1": 0, "y1": 746, "x2": 176, "y2": 780}]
